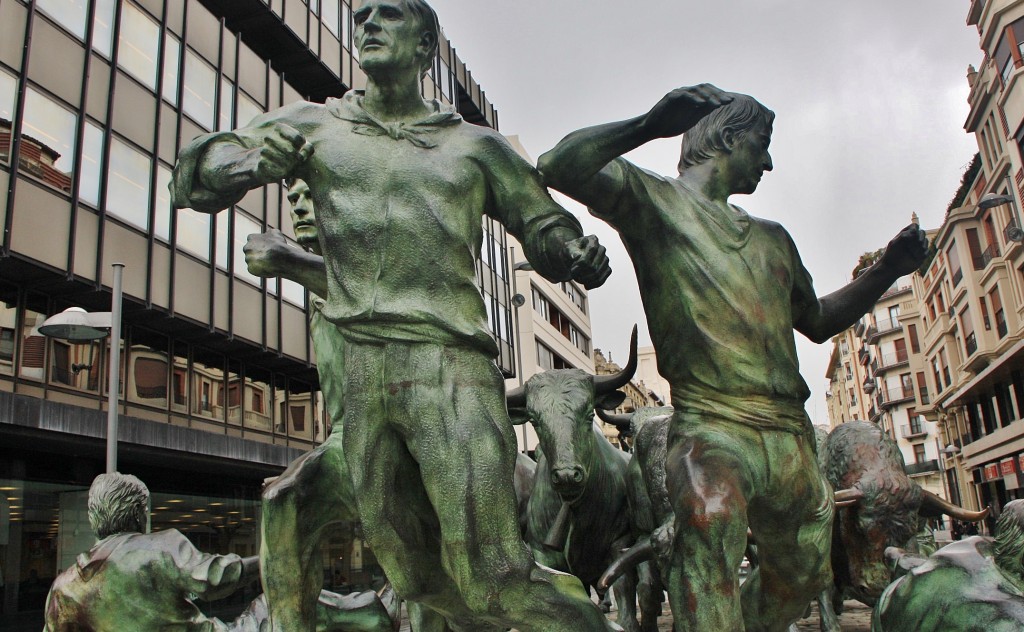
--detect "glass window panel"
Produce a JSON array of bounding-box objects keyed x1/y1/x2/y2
[
  {"x1": 244, "y1": 369, "x2": 273, "y2": 432},
  {"x1": 281, "y1": 279, "x2": 305, "y2": 306},
  {"x1": 92, "y1": 0, "x2": 117, "y2": 58},
  {"x1": 233, "y1": 213, "x2": 261, "y2": 283},
  {"x1": 21, "y1": 88, "x2": 77, "y2": 192},
  {"x1": 183, "y1": 50, "x2": 217, "y2": 130},
  {"x1": 118, "y1": 3, "x2": 161, "y2": 90},
  {"x1": 323, "y1": 0, "x2": 340, "y2": 38},
  {"x1": 79, "y1": 122, "x2": 104, "y2": 207},
  {"x1": 107, "y1": 137, "x2": 151, "y2": 230},
  {"x1": 154, "y1": 164, "x2": 173, "y2": 241},
  {"x1": 19, "y1": 302, "x2": 47, "y2": 381},
  {"x1": 225, "y1": 365, "x2": 242, "y2": 425},
  {"x1": 1, "y1": 71, "x2": 14, "y2": 164},
  {"x1": 214, "y1": 211, "x2": 230, "y2": 270},
  {"x1": 36, "y1": 0, "x2": 88, "y2": 40},
  {"x1": 0, "y1": 295, "x2": 16, "y2": 376},
  {"x1": 341, "y1": 1, "x2": 352, "y2": 49},
  {"x1": 50, "y1": 339, "x2": 101, "y2": 392},
  {"x1": 267, "y1": 276, "x2": 278, "y2": 296},
  {"x1": 237, "y1": 91, "x2": 263, "y2": 127},
  {"x1": 171, "y1": 343, "x2": 188, "y2": 413},
  {"x1": 177, "y1": 208, "x2": 211, "y2": 260},
  {"x1": 218, "y1": 77, "x2": 234, "y2": 131},
  {"x1": 192, "y1": 349, "x2": 225, "y2": 421},
  {"x1": 162, "y1": 34, "x2": 181, "y2": 105},
  {"x1": 129, "y1": 347, "x2": 169, "y2": 407}
]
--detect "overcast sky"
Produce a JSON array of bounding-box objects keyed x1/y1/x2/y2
[{"x1": 427, "y1": 0, "x2": 982, "y2": 424}]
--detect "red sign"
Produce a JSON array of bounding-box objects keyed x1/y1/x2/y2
[
  {"x1": 1018, "y1": 454, "x2": 1024, "y2": 473},
  {"x1": 985, "y1": 463, "x2": 1001, "y2": 481},
  {"x1": 1001, "y1": 459, "x2": 1018, "y2": 477}
]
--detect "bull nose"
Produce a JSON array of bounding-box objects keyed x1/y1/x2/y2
[{"x1": 551, "y1": 466, "x2": 585, "y2": 487}]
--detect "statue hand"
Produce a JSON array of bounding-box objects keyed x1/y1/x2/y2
[
  {"x1": 642, "y1": 84, "x2": 733, "y2": 139},
  {"x1": 243, "y1": 229, "x2": 293, "y2": 277},
  {"x1": 878, "y1": 223, "x2": 928, "y2": 276},
  {"x1": 565, "y1": 235, "x2": 611, "y2": 289},
  {"x1": 253, "y1": 123, "x2": 313, "y2": 184}
]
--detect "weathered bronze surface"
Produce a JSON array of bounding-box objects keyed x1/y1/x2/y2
[
  {"x1": 540, "y1": 84, "x2": 927, "y2": 631},
  {"x1": 172, "y1": 1, "x2": 616, "y2": 629}
]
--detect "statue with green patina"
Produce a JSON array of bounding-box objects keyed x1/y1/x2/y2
[
  {"x1": 538, "y1": 84, "x2": 928, "y2": 631},
  {"x1": 42, "y1": 473, "x2": 399, "y2": 631},
  {"x1": 171, "y1": 0, "x2": 617, "y2": 629},
  {"x1": 873, "y1": 499, "x2": 1024, "y2": 631}
]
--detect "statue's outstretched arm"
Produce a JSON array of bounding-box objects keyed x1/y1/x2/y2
[{"x1": 243, "y1": 229, "x2": 329, "y2": 297}]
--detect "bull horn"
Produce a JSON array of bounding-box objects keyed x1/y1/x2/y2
[
  {"x1": 918, "y1": 489, "x2": 990, "y2": 522},
  {"x1": 598, "y1": 537, "x2": 654, "y2": 590},
  {"x1": 834, "y1": 487, "x2": 864, "y2": 508},
  {"x1": 596, "y1": 408, "x2": 632, "y2": 431},
  {"x1": 542, "y1": 500, "x2": 573, "y2": 551},
  {"x1": 505, "y1": 384, "x2": 526, "y2": 410},
  {"x1": 593, "y1": 325, "x2": 638, "y2": 395}
]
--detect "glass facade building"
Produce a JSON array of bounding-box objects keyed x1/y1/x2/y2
[{"x1": 0, "y1": 0, "x2": 514, "y2": 627}]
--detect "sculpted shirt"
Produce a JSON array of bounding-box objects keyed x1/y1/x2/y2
[
  {"x1": 172, "y1": 92, "x2": 582, "y2": 357},
  {"x1": 44, "y1": 530, "x2": 248, "y2": 632},
  {"x1": 591, "y1": 159, "x2": 816, "y2": 434}
]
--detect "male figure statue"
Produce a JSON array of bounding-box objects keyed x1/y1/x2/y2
[
  {"x1": 539, "y1": 84, "x2": 927, "y2": 631},
  {"x1": 170, "y1": 1, "x2": 616, "y2": 630},
  {"x1": 43, "y1": 473, "x2": 398, "y2": 631}
]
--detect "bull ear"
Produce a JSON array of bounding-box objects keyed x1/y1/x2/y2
[
  {"x1": 595, "y1": 391, "x2": 627, "y2": 411},
  {"x1": 507, "y1": 407, "x2": 531, "y2": 426}
]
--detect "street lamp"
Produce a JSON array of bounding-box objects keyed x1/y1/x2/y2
[
  {"x1": 39, "y1": 263, "x2": 125, "y2": 473},
  {"x1": 978, "y1": 188, "x2": 1024, "y2": 242}
]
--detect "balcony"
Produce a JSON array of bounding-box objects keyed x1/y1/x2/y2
[
  {"x1": 869, "y1": 406, "x2": 882, "y2": 423},
  {"x1": 866, "y1": 317, "x2": 901, "y2": 344},
  {"x1": 854, "y1": 321, "x2": 866, "y2": 337},
  {"x1": 879, "y1": 385, "x2": 916, "y2": 409},
  {"x1": 972, "y1": 243, "x2": 1000, "y2": 271},
  {"x1": 858, "y1": 347, "x2": 870, "y2": 366},
  {"x1": 863, "y1": 375, "x2": 876, "y2": 392},
  {"x1": 965, "y1": 332, "x2": 978, "y2": 357},
  {"x1": 873, "y1": 350, "x2": 910, "y2": 375},
  {"x1": 901, "y1": 423, "x2": 928, "y2": 440},
  {"x1": 918, "y1": 388, "x2": 930, "y2": 405},
  {"x1": 904, "y1": 460, "x2": 940, "y2": 477}
]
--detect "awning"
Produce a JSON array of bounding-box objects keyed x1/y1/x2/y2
[{"x1": 941, "y1": 338, "x2": 1024, "y2": 408}]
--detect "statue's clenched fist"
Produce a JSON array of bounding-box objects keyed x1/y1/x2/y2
[{"x1": 253, "y1": 123, "x2": 313, "y2": 184}]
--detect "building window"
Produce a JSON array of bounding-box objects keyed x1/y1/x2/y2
[
  {"x1": 107, "y1": 137, "x2": 152, "y2": 230},
  {"x1": 117, "y1": 2, "x2": 161, "y2": 91},
  {"x1": 536, "y1": 341, "x2": 570, "y2": 371},
  {"x1": 35, "y1": 0, "x2": 90, "y2": 41},
  {"x1": 154, "y1": 164, "x2": 173, "y2": 242},
  {"x1": 183, "y1": 50, "x2": 217, "y2": 130},
  {"x1": 323, "y1": 0, "x2": 341, "y2": 38},
  {"x1": 237, "y1": 90, "x2": 264, "y2": 127},
  {"x1": 162, "y1": 34, "x2": 182, "y2": 106},
  {"x1": 92, "y1": 0, "x2": 116, "y2": 57},
  {"x1": 133, "y1": 355, "x2": 169, "y2": 401},
  {"x1": 177, "y1": 209, "x2": 211, "y2": 260},
  {"x1": 913, "y1": 443, "x2": 927, "y2": 464},
  {"x1": 907, "y1": 323, "x2": 920, "y2": 354},
  {"x1": 79, "y1": 122, "x2": 104, "y2": 207},
  {"x1": 20, "y1": 88, "x2": 77, "y2": 193},
  {"x1": 281, "y1": 278, "x2": 306, "y2": 306},
  {"x1": 961, "y1": 306, "x2": 977, "y2": 357},
  {"x1": 0, "y1": 69, "x2": 16, "y2": 164},
  {"x1": 214, "y1": 211, "x2": 230, "y2": 270},
  {"x1": 218, "y1": 77, "x2": 235, "y2": 132},
  {"x1": 947, "y1": 241, "x2": 962, "y2": 286}
]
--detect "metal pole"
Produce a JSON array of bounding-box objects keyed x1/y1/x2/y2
[
  {"x1": 106, "y1": 263, "x2": 124, "y2": 473},
  {"x1": 509, "y1": 247, "x2": 528, "y2": 453}
]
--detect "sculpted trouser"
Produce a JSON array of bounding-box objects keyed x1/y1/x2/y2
[
  {"x1": 343, "y1": 339, "x2": 616, "y2": 632},
  {"x1": 664, "y1": 413, "x2": 833, "y2": 632}
]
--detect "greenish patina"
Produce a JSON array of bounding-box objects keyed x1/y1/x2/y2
[
  {"x1": 873, "y1": 499, "x2": 1024, "y2": 631},
  {"x1": 42, "y1": 473, "x2": 398, "y2": 631},
  {"x1": 539, "y1": 84, "x2": 928, "y2": 631},
  {"x1": 171, "y1": 1, "x2": 616, "y2": 630}
]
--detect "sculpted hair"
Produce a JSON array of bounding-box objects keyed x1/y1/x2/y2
[
  {"x1": 404, "y1": 0, "x2": 440, "y2": 76},
  {"x1": 995, "y1": 499, "x2": 1024, "y2": 582},
  {"x1": 678, "y1": 93, "x2": 775, "y2": 173},
  {"x1": 88, "y1": 473, "x2": 150, "y2": 539}
]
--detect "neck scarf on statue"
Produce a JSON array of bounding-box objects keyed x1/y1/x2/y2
[{"x1": 327, "y1": 91, "x2": 462, "y2": 149}]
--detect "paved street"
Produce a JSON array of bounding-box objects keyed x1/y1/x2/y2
[{"x1": 398, "y1": 599, "x2": 874, "y2": 631}]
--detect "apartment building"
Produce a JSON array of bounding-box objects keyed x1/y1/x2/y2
[{"x1": 0, "y1": 0, "x2": 512, "y2": 626}]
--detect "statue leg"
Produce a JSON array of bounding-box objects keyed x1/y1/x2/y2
[
  {"x1": 262, "y1": 433, "x2": 353, "y2": 632},
  {"x1": 611, "y1": 565, "x2": 642, "y2": 632},
  {"x1": 635, "y1": 561, "x2": 663, "y2": 632},
  {"x1": 663, "y1": 418, "x2": 753, "y2": 632},
  {"x1": 740, "y1": 433, "x2": 833, "y2": 632},
  {"x1": 393, "y1": 344, "x2": 619, "y2": 632},
  {"x1": 315, "y1": 588, "x2": 398, "y2": 632}
]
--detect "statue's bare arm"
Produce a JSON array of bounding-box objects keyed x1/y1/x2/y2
[
  {"x1": 795, "y1": 224, "x2": 928, "y2": 343},
  {"x1": 243, "y1": 229, "x2": 328, "y2": 297},
  {"x1": 538, "y1": 84, "x2": 732, "y2": 210}
]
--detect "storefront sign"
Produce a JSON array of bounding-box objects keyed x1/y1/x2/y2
[
  {"x1": 984, "y1": 463, "x2": 1001, "y2": 482},
  {"x1": 1001, "y1": 458, "x2": 1018, "y2": 477},
  {"x1": 1018, "y1": 454, "x2": 1024, "y2": 473}
]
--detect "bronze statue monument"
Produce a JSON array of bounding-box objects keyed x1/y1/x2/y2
[
  {"x1": 171, "y1": 1, "x2": 617, "y2": 630},
  {"x1": 539, "y1": 84, "x2": 928, "y2": 631}
]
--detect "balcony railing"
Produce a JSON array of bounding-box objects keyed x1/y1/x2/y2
[
  {"x1": 866, "y1": 317, "x2": 901, "y2": 344},
  {"x1": 880, "y1": 385, "x2": 916, "y2": 409},
  {"x1": 904, "y1": 460, "x2": 940, "y2": 477},
  {"x1": 863, "y1": 376, "x2": 876, "y2": 392},
  {"x1": 858, "y1": 347, "x2": 870, "y2": 365},
  {"x1": 874, "y1": 350, "x2": 910, "y2": 374},
  {"x1": 972, "y1": 243, "x2": 1000, "y2": 271},
  {"x1": 901, "y1": 423, "x2": 927, "y2": 439},
  {"x1": 965, "y1": 332, "x2": 978, "y2": 357},
  {"x1": 919, "y1": 388, "x2": 930, "y2": 405},
  {"x1": 951, "y1": 266, "x2": 963, "y2": 286}
]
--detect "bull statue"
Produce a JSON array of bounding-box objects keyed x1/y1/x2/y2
[
  {"x1": 873, "y1": 498, "x2": 1024, "y2": 631},
  {"x1": 506, "y1": 326, "x2": 645, "y2": 632},
  {"x1": 596, "y1": 407, "x2": 674, "y2": 632},
  {"x1": 817, "y1": 420, "x2": 988, "y2": 631}
]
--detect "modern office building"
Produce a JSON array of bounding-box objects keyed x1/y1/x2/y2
[{"x1": 0, "y1": 0, "x2": 513, "y2": 627}]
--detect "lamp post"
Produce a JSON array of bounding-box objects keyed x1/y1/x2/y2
[
  {"x1": 39, "y1": 263, "x2": 124, "y2": 473},
  {"x1": 508, "y1": 248, "x2": 533, "y2": 453},
  {"x1": 978, "y1": 180, "x2": 1024, "y2": 242}
]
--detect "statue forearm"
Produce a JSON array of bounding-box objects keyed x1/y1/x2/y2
[
  {"x1": 197, "y1": 141, "x2": 265, "y2": 198},
  {"x1": 538, "y1": 115, "x2": 651, "y2": 194},
  {"x1": 798, "y1": 261, "x2": 902, "y2": 344}
]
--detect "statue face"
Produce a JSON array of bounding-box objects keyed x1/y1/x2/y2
[
  {"x1": 725, "y1": 120, "x2": 773, "y2": 195},
  {"x1": 287, "y1": 180, "x2": 318, "y2": 250},
  {"x1": 353, "y1": 0, "x2": 428, "y2": 76}
]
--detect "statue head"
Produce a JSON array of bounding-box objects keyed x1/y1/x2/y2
[
  {"x1": 284, "y1": 178, "x2": 320, "y2": 254},
  {"x1": 996, "y1": 499, "x2": 1024, "y2": 586},
  {"x1": 353, "y1": 0, "x2": 440, "y2": 79},
  {"x1": 87, "y1": 473, "x2": 150, "y2": 539},
  {"x1": 678, "y1": 93, "x2": 775, "y2": 195}
]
